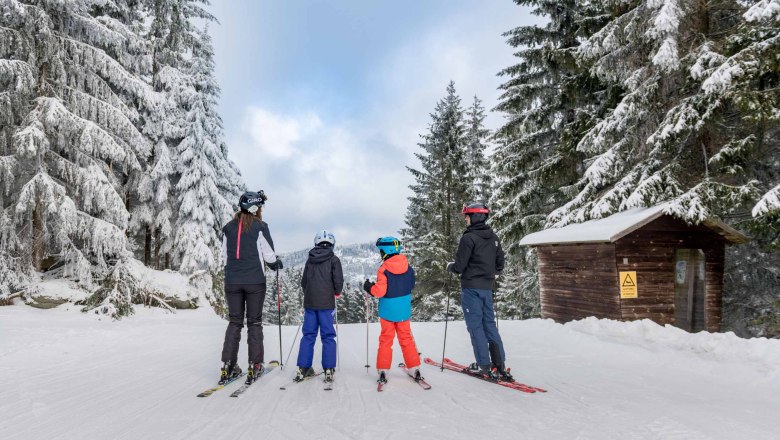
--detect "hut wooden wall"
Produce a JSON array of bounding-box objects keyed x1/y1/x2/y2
[
  {"x1": 537, "y1": 244, "x2": 621, "y2": 323},
  {"x1": 615, "y1": 216, "x2": 725, "y2": 332}
]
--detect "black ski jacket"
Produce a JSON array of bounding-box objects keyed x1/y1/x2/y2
[
  {"x1": 301, "y1": 246, "x2": 344, "y2": 310},
  {"x1": 452, "y1": 222, "x2": 505, "y2": 290},
  {"x1": 222, "y1": 219, "x2": 277, "y2": 285}
]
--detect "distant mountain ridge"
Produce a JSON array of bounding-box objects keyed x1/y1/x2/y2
[{"x1": 281, "y1": 242, "x2": 381, "y2": 286}]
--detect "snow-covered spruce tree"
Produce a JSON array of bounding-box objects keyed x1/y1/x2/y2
[
  {"x1": 0, "y1": 0, "x2": 159, "y2": 316},
  {"x1": 547, "y1": 1, "x2": 778, "y2": 336},
  {"x1": 172, "y1": 25, "x2": 237, "y2": 274},
  {"x1": 131, "y1": 0, "x2": 215, "y2": 270},
  {"x1": 405, "y1": 82, "x2": 471, "y2": 321},
  {"x1": 490, "y1": 0, "x2": 610, "y2": 318},
  {"x1": 464, "y1": 95, "x2": 492, "y2": 203},
  {"x1": 713, "y1": 1, "x2": 780, "y2": 337},
  {"x1": 494, "y1": 253, "x2": 541, "y2": 320}
]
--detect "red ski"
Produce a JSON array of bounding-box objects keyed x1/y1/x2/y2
[{"x1": 423, "y1": 358, "x2": 546, "y2": 394}]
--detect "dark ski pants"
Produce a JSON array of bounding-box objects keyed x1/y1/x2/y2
[
  {"x1": 296, "y1": 308, "x2": 337, "y2": 370},
  {"x1": 461, "y1": 288, "x2": 506, "y2": 367},
  {"x1": 221, "y1": 283, "x2": 266, "y2": 365}
]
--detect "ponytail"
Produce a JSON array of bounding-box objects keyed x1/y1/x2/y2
[{"x1": 234, "y1": 209, "x2": 262, "y2": 233}]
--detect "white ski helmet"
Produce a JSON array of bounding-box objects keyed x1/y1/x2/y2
[{"x1": 314, "y1": 229, "x2": 336, "y2": 247}]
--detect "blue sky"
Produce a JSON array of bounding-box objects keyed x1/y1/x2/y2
[{"x1": 207, "y1": 0, "x2": 541, "y2": 252}]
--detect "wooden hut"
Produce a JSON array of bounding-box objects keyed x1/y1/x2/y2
[{"x1": 519, "y1": 205, "x2": 749, "y2": 332}]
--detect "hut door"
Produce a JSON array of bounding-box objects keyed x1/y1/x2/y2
[{"x1": 673, "y1": 249, "x2": 706, "y2": 332}]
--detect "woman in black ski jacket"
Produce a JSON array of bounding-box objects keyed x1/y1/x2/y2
[{"x1": 218, "y1": 190, "x2": 283, "y2": 385}]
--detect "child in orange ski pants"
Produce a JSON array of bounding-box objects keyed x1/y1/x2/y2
[{"x1": 363, "y1": 237, "x2": 421, "y2": 375}]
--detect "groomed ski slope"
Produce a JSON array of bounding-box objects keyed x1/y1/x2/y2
[{"x1": 1, "y1": 304, "x2": 779, "y2": 440}]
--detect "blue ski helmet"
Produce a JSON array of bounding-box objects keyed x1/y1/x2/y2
[
  {"x1": 239, "y1": 190, "x2": 267, "y2": 214},
  {"x1": 314, "y1": 229, "x2": 336, "y2": 247},
  {"x1": 375, "y1": 236, "x2": 402, "y2": 258}
]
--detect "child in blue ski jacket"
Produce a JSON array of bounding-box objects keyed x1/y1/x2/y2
[{"x1": 295, "y1": 230, "x2": 344, "y2": 384}]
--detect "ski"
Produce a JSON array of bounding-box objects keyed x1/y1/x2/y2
[
  {"x1": 376, "y1": 376, "x2": 387, "y2": 392},
  {"x1": 398, "y1": 363, "x2": 431, "y2": 390},
  {"x1": 196, "y1": 372, "x2": 247, "y2": 397},
  {"x1": 445, "y1": 358, "x2": 546, "y2": 393},
  {"x1": 324, "y1": 377, "x2": 334, "y2": 391},
  {"x1": 230, "y1": 361, "x2": 280, "y2": 397},
  {"x1": 423, "y1": 358, "x2": 544, "y2": 394},
  {"x1": 279, "y1": 371, "x2": 322, "y2": 390}
]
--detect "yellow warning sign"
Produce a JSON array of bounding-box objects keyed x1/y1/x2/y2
[{"x1": 620, "y1": 271, "x2": 638, "y2": 299}]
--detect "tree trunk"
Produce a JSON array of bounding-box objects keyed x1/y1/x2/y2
[
  {"x1": 144, "y1": 226, "x2": 152, "y2": 266},
  {"x1": 32, "y1": 201, "x2": 44, "y2": 271},
  {"x1": 154, "y1": 229, "x2": 161, "y2": 269}
]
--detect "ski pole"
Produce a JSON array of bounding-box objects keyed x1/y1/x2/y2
[
  {"x1": 284, "y1": 275, "x2": 304, "y2": 368},
  {"x1": 441, "y1": 269, "x2": 453, "y2": 372},
  {"x1": 364, "y1": 291, "x2": 370, "y2": 372},
  {"x1": 276, "y1": 269, "x2": 283, "y2": 370},
  {"x1": 335, "y1": 297, "x2": 340, "y2": 371},
  {"x1": 493, "y1": 273, "x2": 502, "y2": 331},
  {"x1": 494, "y1": 290, "x2": 499, "y2": 331},
  {"x1": 284, "y1": 316, "x2": 302, "y2": 368}
]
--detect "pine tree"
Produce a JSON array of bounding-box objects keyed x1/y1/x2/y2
[
  {"x1": 547, "y1": 0, "x2": 779, "y2": 335},
  {"x1": 0, "y1": 0, "x2": 154, "y2": 311},
  {"x1": 405, "y1": 81, "x2": 471, "y2": 320},
  {"x1": 172, "y1": 25, "x2": 236, "y2": 273},
  {"x1": 464, "y1": 95, "x2": 491, "y2": 203},
  {"x1": 490, "y1": 0, "x2": 609, "y2": 317},
  {"x1": 0, "y1": 0, "x2": 244, "y2": 316}
]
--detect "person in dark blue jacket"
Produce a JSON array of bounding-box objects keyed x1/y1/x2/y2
[
  {"x1": 295, "y1": 230, "x2": 344, "y2": 385},
  {"x1": 218, "y1": 191, "x2": 283, "y2": 385},
  {"x1": 447, "y1": 202, "x2": 513, "y2": 382}
]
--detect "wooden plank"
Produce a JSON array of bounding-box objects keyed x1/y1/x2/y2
[{"x1": 537, "y1": 244, "x2": 621, "y2": 321}]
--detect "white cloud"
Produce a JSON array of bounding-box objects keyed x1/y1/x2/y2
[
  {"x1": 366, "y1": 7, "x2": 530, "y2": 158},
  {"x1": 228, "y1": 108, "x2": 410, "y2": 252},
  {"x1": 242, "y1": 107, "x2": 321, "y2": 159}
]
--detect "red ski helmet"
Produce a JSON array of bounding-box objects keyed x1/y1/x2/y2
[{"x1": 462, "y1": 202, "x2": 489, "y2": 224}]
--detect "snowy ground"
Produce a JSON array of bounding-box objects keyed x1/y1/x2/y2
[{"x1": 1, "y1": 304, "x2": 779, "y2": 440}]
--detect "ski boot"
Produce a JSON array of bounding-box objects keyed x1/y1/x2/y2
[
  {"x1": 467, "y1": 362, "x2": 499, "y2": 381},
  {"x1": 246, "y1": 362, "x2": 264, "y2": 385},
  {"x1": 493, "y1": 362, "x2": 514, "y2": 382},
  {"x1": 294, "y1": 366, "x2": 316, "y2": 383},
  {"x1": 412, "y1": 367, "x2": 425, "y2": 382},
  {"x1": 323, "y1": 368, "x2": 335, "y2": 384},
  {"x1": 377, "y1": 370, "x2": 388, "y2": 385},
  {"x1": 219, "y1": 361, "x2": 242, "y2": 385}
]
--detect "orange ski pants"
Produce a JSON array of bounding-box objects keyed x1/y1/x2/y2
[{"x1": 377, "y1": 318, "x2": 421, "y2": 370}]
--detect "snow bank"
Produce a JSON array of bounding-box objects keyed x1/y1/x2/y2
[
  {"x1": 566, "y1": 317, "x2": 780, "y2": 375},
  {"x1": 25, "y1": 278, "x2": 90, "y2": 308},
  {"x1": 124, "y1": 259, "x2": 202, "y2": 309},
  {"x1": 22, "y1": 258, "x2": 210, "y2": 315}
]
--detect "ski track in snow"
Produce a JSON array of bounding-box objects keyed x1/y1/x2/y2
[{"x1": 1, "y1": 305, "x2": 779, "y2": 440}]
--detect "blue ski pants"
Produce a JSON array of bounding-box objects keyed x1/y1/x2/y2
[
  {"x1": 461, "y1": 288, "x2": 506, "y2": 367},
  {"x1": 296, "y1": 308, "x2": 337, "y2": 370}
]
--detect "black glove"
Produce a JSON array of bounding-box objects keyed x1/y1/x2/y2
[
  {"x1": 446, "y1": 262, "x2": 456, "y2": 273},
  {"x1": 268, "y1": 258, "x2": 283, "y2": 271},
  {"x1": 363, "y1": 279, "x2": 375, "y2": 295}
]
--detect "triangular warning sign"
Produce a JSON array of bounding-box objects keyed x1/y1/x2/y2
[{"x1": 622, "y1": 274, "x2": 636, "y2": 287}]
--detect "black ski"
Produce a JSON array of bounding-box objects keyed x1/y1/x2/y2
[
  {"x1": 324, "y1": 375, "x2": 334, "y2": 391},
  {"x1": 196, "y1": 372, "x2": 246, "y2": 397},
  {"x1": 279, "y1": 371, "x2": 322, "y2": 390},
  {"x1": 230, "y1": 361, "x2": 280, "y2": 397}
]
